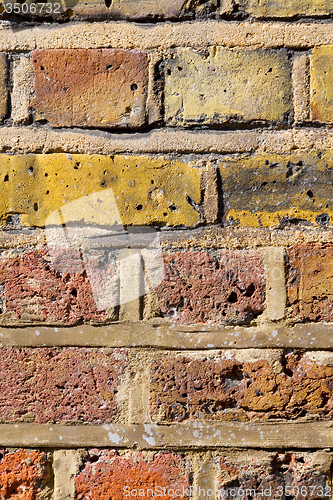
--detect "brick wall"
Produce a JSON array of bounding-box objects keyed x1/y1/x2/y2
[{"x1": 1, "y1": 1, "x2": 333, "y2": 498}]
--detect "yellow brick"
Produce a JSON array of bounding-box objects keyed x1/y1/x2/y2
[
  {"x1": 0, "y1": 155, "x2": 201, "y2": 227},
  {"x1": 244, "y1": 0, "x2": 333, "y2": 17},
  {"x1": 310, "y1": 46, "x2": 333, "y2": 123},
  {"x1": 220, "y1": 151, "x2": 333, "y2": 228},
  {"x1": 164, "y1": 47, "x2": 292, "y2": 126}
]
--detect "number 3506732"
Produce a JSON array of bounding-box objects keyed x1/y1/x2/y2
[{"x1": 3, "y1": 2, "x2": 61, "y2": 13}]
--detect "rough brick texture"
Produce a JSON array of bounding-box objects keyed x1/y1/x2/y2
[
  {"x1": 75, "y1": 450, "x2": 190, "y2": 499},
  {"x1": 287, "y1": 243, "x2": 333, "y2": 322},
  {"x1": 240, "y1": 0, "x2": 333, "y2": 17},
  {"x1": 0, "y1": 154, "x2": 201, "y2": 227},
  {"x1": 150, "y1": 352, "x2": 333, "y2": 422},
  {"x1": 216, "y1": 451, "x2": 329, "y2": 499},
  {"x1": 0, "y1": 53, "x2": 7, "y2": 120},
  {"x1": 32, "y1": 49, "x2": 148, "y2": 128},
  {"x1": 155, "y1": 250, "x2": 266, "y2": 324},
  {"x1": 0, "y1": 248, "x2": 113, "y2": 324},
  {"x1": 311, "y1": 46, "x2": 333, "y2": 123},
  {"x1": 0, "y1": 448, "x2": 51, "y2": 499},
  {"x1": 220, "y1": 151, "x2": 333, "y2": 227},
  {"x1": 0, "y1": 347, "x2": 127, "y2": 423},
  {"x1": 164, "y1": 48, "x2": 292, "y2": 126}
]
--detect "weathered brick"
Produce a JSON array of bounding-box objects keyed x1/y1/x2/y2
[
  {"x1": 0, "y1": 247, "x2": 113, "y2": 323},
  {"x1": 287, "y1": 243, "x2": 333, "y2": 322},
  {"x1": 0, "y1": 0, "x2": 215, "y2": 19},
  {"x1": 0, "y1": 154, "x2": 201, "y2": 227},
  {"x1": 164, "y1": 48, "x2": 292, "y2": 126},
  {"x1": 0, "y1": 347, "x2": 127, "y2": 423},
  {"x1": 216, "y1": 451, "x2": 330, "y2": 500},
  {"x1": 75, "y1": 450, "x2": 190, "y2": 499},
  {"x1": 155, "y1": 250, "x2": 265, "y2": 324},
  {"x1": 150, "y1": 352, "x2": 333, "y2": 422},
  {"x1": 0, "y1": 53, "x2": 7, "y2": 120},
  {"x1": 240, "y1": 0, "x2": 333, "y2": 17},
  {"x1": 0, "y1": 449, "x2": 51, "y2": 499},
  {"x1": 32, "y1": 49, "x2": 148, "y2": 128},
  {"x1": 311, "y1": 46, "x2": 333, "y2": 123},
  {"x1": 220, "y1": 151, "x2": 333, "y2": 227}
]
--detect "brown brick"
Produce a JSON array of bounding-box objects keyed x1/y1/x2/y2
[
  {"x1": 310, "y1": 46, "x2": 333, "y2": 123},
  {"x1": 164, "y1": 48, "x2": 292, "y2": 126},
  {"x1": 0, "y1": 449, "x2": 51, "y2": 499},
  {"x1": 32, "y1": 49, "x2": 148, "y2": 128},
  {"x1": 75, "y1": 450, "x2": 190, "y2": 499},
  {"x1": 216, "y1": 451, "x2": 329, "y2": 499},
  {"x1": 287, "y1": 243, "x2": 333, "y2": 322},
  {"x1": 0, "y1": 347, "x2": 127, "y2": 424},
  {"x1": 0, "y1": 53, "x2": 7, "y2": 120},
  {"x1": 150, "y1": 352, "x2": 333, "y2": 422},
  {"x1": 0, "y1": 247, "x2": 115, "y2": 324},
  {"x1": 155, "y1": 250, "x2": 266, "y2": 324}
]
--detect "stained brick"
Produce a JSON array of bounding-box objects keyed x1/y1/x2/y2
[
  {"x1": 150, "y1": 352, "x2": 333, "y2": 422},
  {"x1": 240, "y1": 0, "x2": 333, "y2": 17},
  {"x1": 0, "y1": 347, "x2": 127, "y2": 423},
  {"x1": 311, "y1": 46, "x2": 333, "y2": 123},
  {"x1": 0, "y1": 449, "x2": 51, "y2": 499},
  {"x1": 155, "y1": 250, "x2": 266, "y2": 324},
  {"x1": 75, "y1": 450, "x2": 190, "y2": 499},
  {"x1": 32, "y1": 49, "x2": 148, "y2": 128},
  {"x1": 164, "y1": 48, "x2": 292, "y2": 126},
  {"x1": 0, "y1": 154, "x2": 201, "y2": 227},
  {"x1": 287, "y1": 243, "x2": 333, "y2": 322},
  {"x1": 220, "y1": 151, "x2": 333, "y2": 227}
]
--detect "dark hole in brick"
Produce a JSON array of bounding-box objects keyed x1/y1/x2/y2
[
  {"x1": 307, "y1": 190, "x2": 314, "y2": 198},
  {"x1": 228, "y1": 292, "x2": 238, "y2": 303},
  {"x1": 169, "y1": 205, "x2": 177, "y2": 211},
  {"x1": 33, "y1": 203, "x2": 38, "y2": 212},
  {"x1": 136, "y1": 205, "x2": 143, "y2": 211},
  {"x1": 163, "y1": 212, "x2": 168, "y2": 216},
  {"x1": 45, "y1": 172, "x2": 48, "y2": 177},
  {"x1": 130, "y1": 83, "x2": 138, "y2": 91},
  {"x1": 125, "y1": 106, "x2": 132, "y2": 114},
  {"x1": 151, "y1": 180, "x2": 154, "y2": 184},
  {"x1": 28, "y1": 167, "x2": 33, "y2": 174},
  {"x1": 4, "y1": 174, "x2": 8, "y2": 182},
  {"x1": 261, "y1": 182, "x2": 268, "y2": 187},
  {"x1": 268, "y1": 67, "x2": 272, "y2": 72},
  {"x1": 178, "y1": 66, "x2": 182, "y2": 71},
  {"x1": 74, "y1": 163, "x2": 80, "y2": 170},
  {"x1": 106, "y1": 64, "x2": 113, "y2": 69},
  {"x1": 46, "y1": 190, "x2": 49, "y2": 195},
  {"x1": 0, "y1": 453, "x2": 3, "y2": 460},
  {"x1": 316, "y1": 213, "x2": 330, "y2": 225},
  {"x1": 265, "y1": 160, "x2": 270, "y2": 165},
  {"x1": 71, "y1": 288, "x2": 77, "y2": 297},
  {"x1": 166, "y1": 69, "x2": 172, "y2": 76},
  {"x1": 245, "y1": 283, "x2": 256, "y2": 297},
  {"x1": 40, "y1": 66, "x2": 45, "y2": 70}
]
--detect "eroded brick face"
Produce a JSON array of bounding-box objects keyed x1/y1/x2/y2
[
  {"x1": 74, "y1": 450, "x2": 190, "y2": 499},
  {"x1": 150, "y1": 353, "x2": 333, "y2": 422},
  {"x1": 216, "y1": 452, "x2": 329, "y2": 500},
  {"x1": 155, "y1": 250, "x2": 265, "y2": 324},
  {"x1": 287, "y1": 243, "x2": 333, "y2": 322},
  {"x1": 0, "y1": 449, "x2": 51, "y2": 499},
  {"x1": 0, "y1": 347, "x2": 127, "y2": 423},
  {"x1": 32, "y1": 49, "x2": 148, "y2": 128},
  {"x1": 0, "y1": 247, "x2": 113, "y2": 324}
]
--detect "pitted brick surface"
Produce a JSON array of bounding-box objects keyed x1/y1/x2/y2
[
  {"x1": 0, "y1": 347, "x2": 127, "y2": 424},
  {"x1": 75, "y1": 450, "x2": 190, "y2": 499},
  {"x1": 155, "y1": 250, "x2": 265, "y2": 324},
  {"x1": 150, "y1": 353, "x2": 333, "y2": 422}
]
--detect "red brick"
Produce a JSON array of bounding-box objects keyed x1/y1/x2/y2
[
  {"x1": 0, "y1": 449, "x2": 51, "y2": 499},
  {"x1": 216, "y1": 452, "x2": 329, "y2": 499},
  {"x1": 31, "y1": 49, "x2": 148, "y2": 128},
  {"x1": 150, "y1": 353, "x2": 333, "y2": 422},
  {"x1": 0, "y1": 347, "x2": 127, "y2": 424},
  {"x1": 287, "y1": 243, "x2": 333, "y2": 322},
  {"x1": 155, "y1": 250, "x2": 265, "y2": 324},
  {"x1": 75, "y1": 450, "x2": 190, "y2": 500},
  {"x1": 0, "y1": 247, "x2": 115, "y2": 324}
]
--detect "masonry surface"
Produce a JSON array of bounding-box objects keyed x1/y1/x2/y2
[{"x1": 1, "y1": 0, "x2": 333, "y2": 498}]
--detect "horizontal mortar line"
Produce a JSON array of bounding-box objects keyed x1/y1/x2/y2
[
  {"x1": 2, "y1": 127, "x2": 333, "y2": 154},
  {"x1": 0, "y1": 421, "x2": 331, "y2": 449},
  {"x1": 0, "y1": 322, "x2": 333, "y2": 349},
  {"x1": 2, "y1": 20, "x2": 333, "y2": 50}
]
